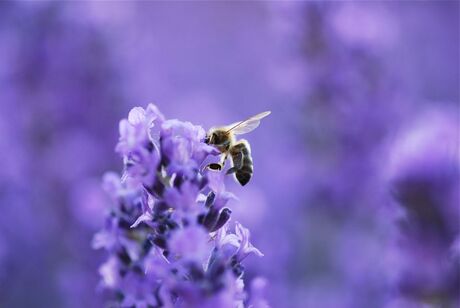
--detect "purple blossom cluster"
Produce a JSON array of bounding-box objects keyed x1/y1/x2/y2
[
  {"x1": 386, "y1": 108, "x2": 460, "y2": 307},
  {"x1": 94, "y1": 104, "x2": 267, "y2": 307},
  {"x1": 269, "y1": 3, "x2": 459, "y2": 307}
]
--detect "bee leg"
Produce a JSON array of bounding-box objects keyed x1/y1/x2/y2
[
  {"x1": 207, "y1": 154, "x2": 228, "y2": 171},
  {"x1": 207, "y1": 163, "x2": 222, "y2": 171},
  {"x1": 219, "y1": 153, "x2": 228, "y2": 167},
  {"x1": 226, "y1": 167, "x2": 237, "y2": 174}
]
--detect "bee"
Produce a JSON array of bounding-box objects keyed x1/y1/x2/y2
[{"x1": 205, "y1": 111, "x2": 271, "y2": 186}]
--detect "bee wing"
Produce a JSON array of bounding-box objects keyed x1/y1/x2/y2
[{"x1": 226, "y1": 111, "x2": 271, "y2": 135}]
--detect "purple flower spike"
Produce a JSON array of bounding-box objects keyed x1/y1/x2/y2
[
  {"x1": 94, "y1": 104, "x2": 267, "y2": 307},
  {"x1": 387, "y1": 109, "x2": 460, "y2": 306}
]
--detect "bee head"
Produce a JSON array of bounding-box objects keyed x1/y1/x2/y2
[
  {"x1": 204, "y1": 129, "x2": 216, "y2": 145},
  {"x1": 205, "y1": 129, "x2": 230, "y2": 150}
]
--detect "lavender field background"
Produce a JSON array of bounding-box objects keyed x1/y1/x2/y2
[{"x1": 0, "y1": 1, "x2": 458, "y2": 307}]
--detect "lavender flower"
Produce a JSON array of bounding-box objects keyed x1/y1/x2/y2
[
  {"x1": 94, "y1": 104, "x2": 267, "y2": 307},
  {"x1": 386, "y1": 108, "x2": 460, "y2": 307}
]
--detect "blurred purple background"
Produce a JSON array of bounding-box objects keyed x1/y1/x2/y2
[{"x1": 0, "y1": 2, "x2": 458, "y2": 307}]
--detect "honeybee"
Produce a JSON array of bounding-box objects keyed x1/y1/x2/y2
[{"x1": 205, "y1": 111, "x2": 271, "y2": 186}]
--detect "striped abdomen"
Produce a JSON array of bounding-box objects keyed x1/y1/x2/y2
[{"x1": 230, "y1": 140, "x2": 253, "y2": 186}]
